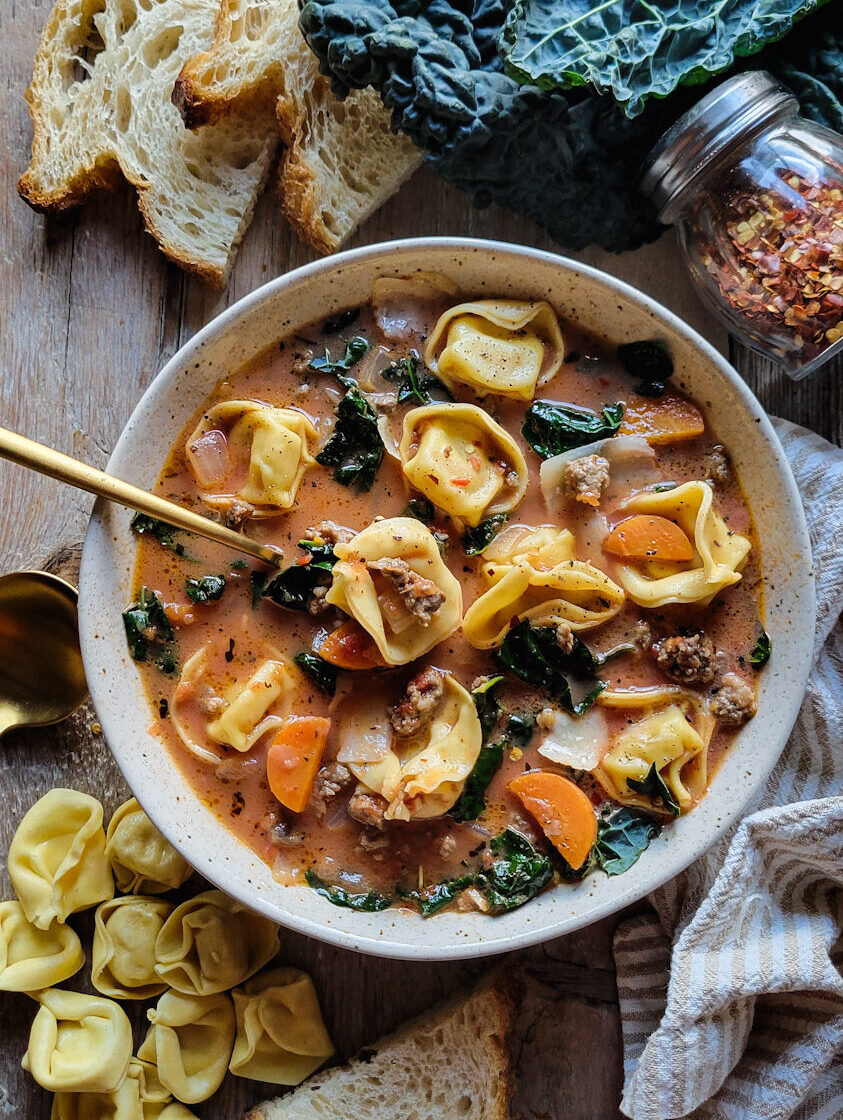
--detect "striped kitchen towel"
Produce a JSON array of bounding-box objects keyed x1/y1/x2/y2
[{"x1": 614, "y1": 418, "x2": 843, "y2": 1120}]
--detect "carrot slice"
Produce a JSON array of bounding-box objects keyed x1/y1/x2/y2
[
  {"x1": 267, "y1": 717, "x2": 331, "y2": 813},
  {"x1": 603, "y1": 514, "x2": 694, "y2": 562},
  {"x1": 317, "y1": 620, "x2": 385, "y2": 670},
  {"x1": 508, "y1": 772, "x2": 598, "y2": 871},
  {"x1": 619, "y1": 394, "x2": 705, "y2": 445}
]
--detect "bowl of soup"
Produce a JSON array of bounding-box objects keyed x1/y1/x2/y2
[{"x1": 78, "y1": 238, "x2": 814, "y2": 958}]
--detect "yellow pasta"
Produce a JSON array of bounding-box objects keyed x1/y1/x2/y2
[
  {"x1": 424, "y1": 299, "x2": 564, "y2": 400},
  {"x1": 8, "y1": 789, "x2": 113, "y2": 930},
  {"x1": 92, "y1": 896, "x2": 173, "y2": 1000},
  {"x1": 22, "y1": 988, "x2": 133, "y2": 1093},
  {"x1": 608, "y1": 481, "x2": 751, "y2": 607},
  {"x1": 0, "y1": 900, "x2": 83, "y2": 992},
  {"x1": 229, "y1": 967, "x2": 335, "y2": 1085},
  {"x1": 153, "y1": 888, "x2": 280, "y2": 996},
  {"x1": 343, "y1": 675, "x2": 483, "y2": 821},
  {"x1": 137, "y1": 989, "x2": 235, "y2": 1105},
  {"x1": 186, "y1": 400, "x2": 317, "y2": 516},
  {"x1": 50, "y1": 1076, "x2": 143, "y2": 1120},
  {"x1": 594, "y1": 688, "x2": 715, "y2": 812},
  {"x1": 105, "y1": 798, "x2": 192, "y2": 895},
  {"x1": 463, "y1": 525, "x2": 626, "y2": 649},
  {"x1": 327, "y1": 517, "x2": 462, "y2": 666},
  {"x1": 399, "y1": 403, "x2": 528, "y2": 526},
  {"x1": 206, "y1": 658, "x2": 292, "y2": 752}
]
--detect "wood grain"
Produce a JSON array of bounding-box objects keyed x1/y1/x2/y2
[{"x1": 1, "y1": 4, "x2": 840, "y2": 1116}]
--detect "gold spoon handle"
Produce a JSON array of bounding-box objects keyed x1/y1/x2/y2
[{"x1": 0, "y1": 426, "x2": 284, "y2": 569}]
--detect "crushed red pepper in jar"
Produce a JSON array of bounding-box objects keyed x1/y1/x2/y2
[{"x1": 701, "y1": 169, "x2": 843, "y2": 358}]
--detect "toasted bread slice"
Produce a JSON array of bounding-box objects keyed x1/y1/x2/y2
[
  {"x1": 244, "y1": 976, "x2": 514, "y2": 1120},
  {"x1": 18, "y1": 0, "x2": 278, "y2": 287},
  {"x1": 173, "y1": 0, "x2": 422, "y2": 254}
]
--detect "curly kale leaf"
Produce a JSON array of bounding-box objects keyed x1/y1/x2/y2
[
  {"x1": 594, "y1": 807, "x2": 662, "y2": 876},
  {"x1": 476, "y1": 828, "x2": 554, "y2": 911},
  {"x1": 305, "y1": 870, "x2": 393, "y2": 911},
  {"x1": 501, "y1": 0, "x2": 827, "y2": 117},
  {"x1": 522, "y1": 401, "x2": 624, "y2": 459},
  {"x1": 316, "y1": 387, "x2": 384, "y2": 490},
  {"x1": 499, "y1": 621, "x2": 607, "y2": 715}
]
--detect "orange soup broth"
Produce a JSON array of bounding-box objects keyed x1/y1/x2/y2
[{"x1": 132, "y1": 307, "x2": 763, "y2": 896}]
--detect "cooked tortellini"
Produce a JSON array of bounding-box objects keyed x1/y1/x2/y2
[
  {"x1": 399, "y1": 403, "x2": 528, "y2": 526},
  {"x1": 338, "y1": 674, "x2": 482, "y2": 821},
  {"x1": 326, "y1": 517, "x2": 462, "y2": 666},
  {"x1": 92, "y1": 896, "x2": 173, "y2": 1000},
  {"x1": 607, "y1": 481, "x2": 751, "y2": 607},
  {"x1": 463, "y1": 525, "x2": 626, "y2": 649},
  {"x1": 22, "y1": 988, "x2": 132, "y2": 1093},
  {"x1": 154, "y1": 889, "x2": 280, "y2": 996},
  {"x1": 171, "y1": 646, "x2": 292, "y2": 764},
  {"x1": 186, "y1": 400, "x2": 317, "y2": 516},
  {"x1": 137, "y1": 990, "x2": 235, "y2": 1104},
  {"x1": 594, "y1": 688, "x2": 715, "y2": 813},
  {"x1": 424, "y1": 299, "x2": 564, "y2": 400},
  {"x1": 8, "y1": 789, "x2": 114, "y2": 930},
  {"x1": 229, "y1": 967, "x2": 334, "y2": 1085},
  {"x1": 0, "y1": 901, "x2": 83, "y2": 992},
  {"x1": 105, "y1": 798, "x2": 192, "y2": 894}
]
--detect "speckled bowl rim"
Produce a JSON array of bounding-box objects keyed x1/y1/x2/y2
[{"x1": 79, "y1": 238, "x2": 815, "y2": 960}]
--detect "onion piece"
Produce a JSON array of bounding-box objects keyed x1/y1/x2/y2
[
  {"x1": 537, "y1": 705, "x2": 609, "y2": 771},
  {"x1": 188, "y1": 429, "x2": 229, "y2": 487},
  {"x1": 372, "y1": 272, "x2": 459, "y2": 341},
  {"x1": 376, "y1": 412, "x2": 401, "y2": 460},
  {"x1": 336, "y1": 693, "x2": 392, "y2": 765}
]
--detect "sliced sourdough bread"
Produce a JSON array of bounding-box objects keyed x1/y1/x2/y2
[
  {"x1": 173, "y1": 0, "x2": 422, "y2": 254},
  {"x1": 244, "y1": 976, "x2": 514, "y2": 1120},
  {"x1": 18, "y1": 0, "x2": 278, "y2": 287}
]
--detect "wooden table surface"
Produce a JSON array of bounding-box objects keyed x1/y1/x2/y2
[{"x1": 1, "y1": 5, "x2": 841, "y2": 1117}]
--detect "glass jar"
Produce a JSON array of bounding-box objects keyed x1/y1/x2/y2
[{"x1": 642, "y1": 72, "x2": 843, "y2": 380}]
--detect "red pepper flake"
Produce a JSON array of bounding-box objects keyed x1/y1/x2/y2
[{"x1": 451, "y1": 478, "x2": 472, "y2": 487}]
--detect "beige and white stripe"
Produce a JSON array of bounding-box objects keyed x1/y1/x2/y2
[{"x1": 614, "y1": 420, "x2": 843, "y2": 1120}]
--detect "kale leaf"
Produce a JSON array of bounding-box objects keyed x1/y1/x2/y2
[
  {"x1": 295, "y1": 652, "x2": 338, "y2": 697},
  {"x1": 501, "y1": 0, "x2": 825, "y2": 117},
  {"x1": 130, "y1": 513, "x2": 196, "y2": 560},
  {"x1": 594, "y1": 807, "x2": 662, "y2": 876},
  {"x1": 397, "y1": 873, "x2": 475, "y2": 917},
  {"x1": 309, "y1": 336, "x2": 370, "y2": 388},
  {"x1": 451, "y1": 741, "x2": 505, "y2": 822},
  {"x1": 627, "y1": 763, "x2": 681, "y2": 818},
  {"x1": 750, "y1": 629, "x2": 772, "y2": 667},
  {"x1": 617, "y1": 339, "x2": 674, "y2": 397},
  {"x1": 305, "y1": 870, "x2": 393, "y2": 912},
  {"x1": 260, "y1": 540, "x2": 337, "y2": 612},
  {"x1": 185, "y1": 575, "x2": 226, "y2": 604},
  {"x1": 122, "y1": 587, "x2": 177, "y2": 674},
  {"x1": 471, "y1": 674, "x2": 504, "y2": 741},
  {"x1": 498, "y1": 621, "x2": 607, "y2": 715},
  {"x1": 316, "y1": 387, "x2": 384, "y2": 491},
  {"x1": 522, "y1": 401, "x2": 624, "y2": 459},
  {"x1": 403, "y1": 496, "x2": 437, "y2": 524},
  {"x1": 321, "y1": 307, "x2": 361, "y2": 334},
  {"x1": 475, "y1": 828, "x2": 554, "y2": 912},
  {"x1": 382, "y1": 354, "x2": 453, "y2": 405},
  {"x1": 462, "y1": 514, "x2": 508, "y2": 556},
  {"x1": 505, "y1": 711, "x2": 536, "y2": 747}
]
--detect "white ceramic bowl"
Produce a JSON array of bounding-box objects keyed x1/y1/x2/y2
[{"x1": 79, "y1": 238, "x2": 815, "y2": 959}]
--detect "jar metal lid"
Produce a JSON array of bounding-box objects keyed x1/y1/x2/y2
[{"x1": 642, "y1": 72, "x2": 797, "y2": 224}]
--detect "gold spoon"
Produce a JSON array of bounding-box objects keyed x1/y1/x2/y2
[
  {"x1": 0, "y1": 425, "x2": 285, "y2": 568},
  {"x1": 0, "y1": 571, "x2": 87, "y2": 739}
]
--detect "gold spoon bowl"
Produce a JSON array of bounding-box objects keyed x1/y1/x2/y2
[{"x1": 0, "y1": 571, "x2": 87, "y2": 739}]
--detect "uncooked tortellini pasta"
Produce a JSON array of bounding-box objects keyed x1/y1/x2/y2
[
  {"x1": 424, "y1": 299, "x2": 564, "y2": 400},
  {"x1": 607, "y1": 481, "x2": 751, "y2": 607},
  {"x1": 92, "y1": 896, "x2": 173, "y2": 1000},
  {"x1": 463, "y1": 525, "x2": 626, "y2": 649},
  {"x1": 399, "y1": 403, "x2": 528, "y2": 527},
  {"x1": 338, "y1": 674, "x2": 482, "y2": 821},
  {"x1": 154, "y1": 888, "x2": 280, "y2": 996},
  {"x1": 137, "y1": 989, "x2": 235, "y2": 1104},
  {"x1": 0, "y1": 900, "x2": 83, "y2": 992},
  {"x1": 594, "y1": 689, "x2": 714, "y2": 813},
  {"x1": 229, "y1": 967, "x2": 335, "y2": 1084},
  {"x1": 106, "y1": 798, "x2": 192, "y2": 894},
  {"x1": 327, "y1": 517, "x2": 462, "y2": 666},
  {"x1": 22, "y1": 988, "x2": 132, "y2": 1093},
  {"x1": 171, "y1": 646, "x2": 292, "y2": 765},
  {"x1": 8, "y1": 789, "x2": 113, "y2": 929},
  {"x1": 186, "y1": 400, "x2": 317, "y2": 516},
  {"x1": 50, "y1": 1074, "x2": 144, "y2": 1120}
]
